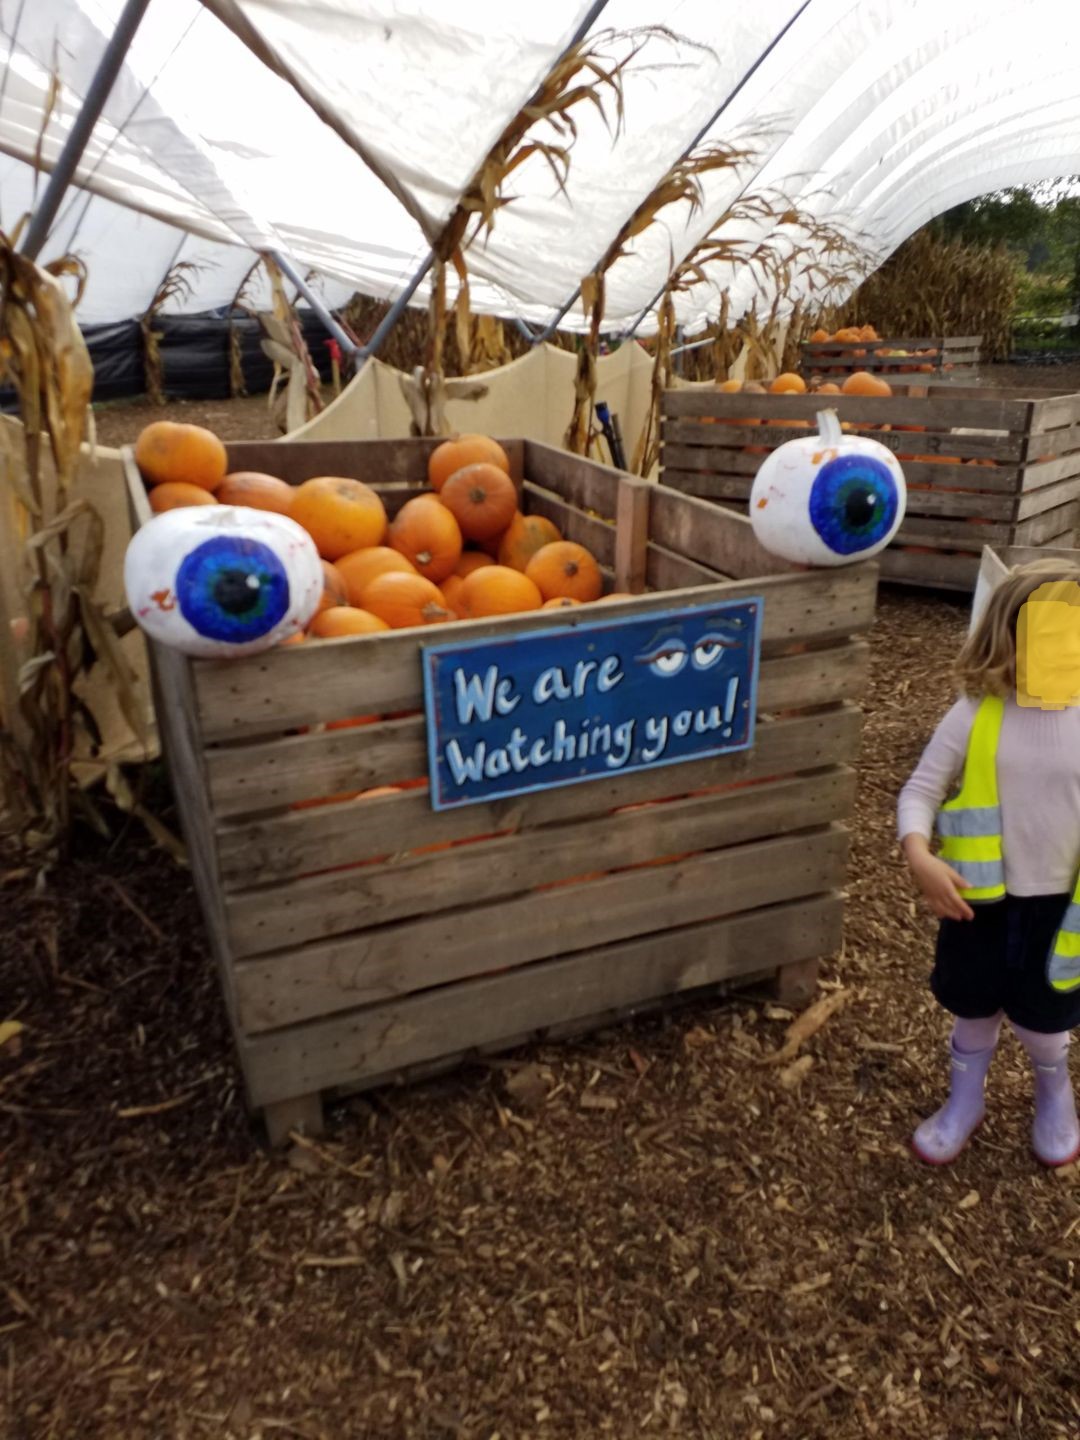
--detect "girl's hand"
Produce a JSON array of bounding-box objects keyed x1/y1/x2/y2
[{"x1": 902, "y1": 836, "x2": 975, "y2": 921}]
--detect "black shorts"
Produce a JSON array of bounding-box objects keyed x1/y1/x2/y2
[{"x1": 932, "y1": 893, "x2": 1080, "y2": 1034}]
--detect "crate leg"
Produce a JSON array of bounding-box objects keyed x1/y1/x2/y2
[
  {"x1": 773, "y1": 957, "x2": 820, "y2": 1008},
  {"x1": 263, "y1": 1091, "x2": 323, "y2": 1147}
]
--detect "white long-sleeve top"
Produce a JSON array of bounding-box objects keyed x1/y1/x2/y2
[{"x1": 897, "y1": 695, "x2": 1080, "y2": 896}]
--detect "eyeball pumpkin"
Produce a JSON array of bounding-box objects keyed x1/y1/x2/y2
[
  {"x1": 749, "y1": 410, "x2": 906, "y2": 566},
  {"x1": 124, "y1": 505, "x2": 322, "y2": 657}
]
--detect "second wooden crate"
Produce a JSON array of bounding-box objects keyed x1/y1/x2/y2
[
  {"x1": 660, "y1": 384, "x2": 1080, "y2": 591},
  {"x1": 800, "y1": 335, "x2": 981, "y2": 382}
]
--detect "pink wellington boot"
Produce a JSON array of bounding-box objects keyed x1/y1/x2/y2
[{"x1": 912, "y1": 1035, "x2": 996, "y2": 1165}]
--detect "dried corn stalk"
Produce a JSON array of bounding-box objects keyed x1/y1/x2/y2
[
  {"x1": 839, "y1": 229, "x2": 1016, "y2": 359},
  {"x1": 139, "y1": 259, "x2": 205, "y2": 406},
  {"x1": 569, "y1": 138, "x2": 762, "y2": 456},
  {"x1": 0, "y1": 233, "x2": 149, "y2": 857},
  {"x1": 421, "y1": 27, "x2": 670, "y2": 428},
  {"x1": 632, "y1": 194, "x2": 872, "y2": 467},
  {"x1": 261, "y1": 255, "x2": 324, "y2": 433}
]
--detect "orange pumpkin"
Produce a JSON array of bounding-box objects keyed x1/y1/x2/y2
[
  {"x1": 315, "y1": 560, "x2": 349, "y2": 614},
  {"x1": 525, "y1": 541, "x2": 603, "y2": 603},
  {"x1": 134, "y1": 420, "x2": 227, "y2": 491},
  {"x1": 808, "y1": 328, "x2": 831, "y2": 343},
  {"x1": 716, "y1": 378, "x2": 742, "y2": 393},
  {"x1": 460, "y1": 565, "x2": 542, "y2": 617},
  {"x1": 361, "y1": 571, "x2": 454, "y2": 629},
  {"x1": 308, "y1": 607, "x2": 390, "y2": 638},
  {"x1": 769, "y1": 373, "x2": 807, "y2": 395},
  {"x1": 148, "y1": 482, "x2": 219, "y2": 512},
  {"x1": 215, "y1": 471, "x2": 294, "y2": 514},
  {"x1": 336, "y1": 546, "x2": 416, "y2": 606},
  {"x1": 439, "y1": 463, "x2": 518, "y2": 541},
  {"x1": 455, "y1": 550, "x2": 497, "y2": 577},
  {"x1": 388, "y1": 494, "x2": 463, "y2": 582},
  {"x1": 497, "y1": 513, "x2": 562, "y2": 572},
  {"x1": 289, "y1": 477, "x2": 388, "y2": 559},
  {"x1": 541, "y1": 596, "x2": 582, "y2": 610},
  {"x1": 440, "y1": 574, "x2": 468, "y2": 618},
  {"x1": 841, "y1": 371, "x2": 893, "y2": 398},
  {"x1": 279, "y1": 632, "x2": 306, "y2": 646},
  {"x1": 813, "y1": 382, "x2": 842, "y2": 395},
  {"x1": 595, "y1": 592, "x2": 634, "y2": 603},
  {"x1": 428, "y1": 434, "x2": 510, "y2": 492}
]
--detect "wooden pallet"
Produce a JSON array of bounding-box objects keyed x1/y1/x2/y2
[
  {"x1": 124, "y1": 438, "x2": 877, "y2": 1142},
  {"x1": 659, "y1": 384, "x2": 1080, "y2": 591},
  {"x1": 801, "y1": 335, "x2": 981, "y2": 381}
]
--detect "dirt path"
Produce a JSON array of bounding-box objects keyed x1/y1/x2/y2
[{"x1": 3, "y1": 582, "x2": 1078, "y2": 1440}]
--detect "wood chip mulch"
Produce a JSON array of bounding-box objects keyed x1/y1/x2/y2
[{"x1": 2, "y1": 587, "x2": 1079, "y2": 1440}]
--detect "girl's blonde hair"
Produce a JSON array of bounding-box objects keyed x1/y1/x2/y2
[{"x1": 955, "y1": 558, "x2": 1080, "y2": 697}]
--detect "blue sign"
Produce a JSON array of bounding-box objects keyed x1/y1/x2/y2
[{"x1": 421, "y1": 597, "x2": 762, "y2": 810}]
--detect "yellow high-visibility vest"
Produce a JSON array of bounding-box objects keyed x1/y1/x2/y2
[{"x1": 935, "y1": 694, "x2": 1080, "y2": 993}]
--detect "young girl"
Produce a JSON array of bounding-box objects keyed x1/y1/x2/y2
[{"x1": 899, "y1": 560, "x2": 1080, "y2": 1167}]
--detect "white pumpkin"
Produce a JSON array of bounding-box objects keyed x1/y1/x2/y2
[
  {"x1": 749, "y1": 409, "x2": 906, "y2": 567},
  {"x1": 124, "y1": 505, "x2": 322, "y2": 658}
]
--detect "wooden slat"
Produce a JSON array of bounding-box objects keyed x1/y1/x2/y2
[
  {"x1": 1029, "y1": 395, "x2": 1080, "y2": 434},
  {"x1": 1010, "y1": 504, "x2": 1080, "y2": 547},
  {"x1": 221, "y1": 438, "x2": 526, "y2": 485},
  {"x1": 645, "y1": 543, "x2": 727, "y2": 590},
  {"x1": 1019, "y1": 451, "x2": 1080, "y2": 491},
  {"x1": 240, "y1": 892, "x2": 844, "y2": 1106},
  {"x1": 662, "y1": 389, "x2": 1033, "y2": 430},
  {"x1": 1015, "y1": 473, "x2": 1080, "y2": 523},
  {"x1": 522, "y1": 482, "x2": 616, "y2": 564},
  {"x1": 647, "y1": 485, "x2": 802, "y2": 579},
  {"x1": 1020, "y1": 422, "x2": 1080, "y2": 460},
  {"x1": 663, "y1": 443, "x2": 1024, "y2": 490},
  {"x1": 232, "y1": 824, "x2": 849, "y2": 1035},
  {"x1": 214, "y1": 704, "x2": 863, "y2": 883},
  {"x1": 659, "y1": 469, "x2": 1017, "y2": 520},
  {"x1": 523, "y1": 440, "x2": 620, "y2": 517},
  {"x1": 876, "y1": 548, "x2": 981, "y2": 590},
  {"x1": 205, "y1": 639, "x2": 870, "y2": 818},
  {"x1": 225, "y1": 767, "x2": 857, "y2": 965},
  {"x1": 194, "y1": 568, "x2": 877, "y2": 742},
  {"x1": 898, "y1": 516, "x2": 1011, "y2": 546},
  {"x1": 803, "y1": 336, "x2": 982, "y2": 350},
  {"x1": 661, "y1": 419, "x2": 1021, "y2": 465},
  {"x1": 1002, "y1": 541, "x2": 1080, "y2": 567}
]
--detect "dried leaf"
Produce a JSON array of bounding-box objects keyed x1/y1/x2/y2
[{"x1": 0, "y1": 1019, "x2": 26, "y2": 1049}]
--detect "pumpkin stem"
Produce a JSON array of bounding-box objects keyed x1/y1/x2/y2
[
  {"x1": 417, "y1": 550, "x2": 433, "y2": 565},
  {"x1": 816, "y1": 409, "x2": 843, "y2": 447},
  {"x1": 469, "y1": 486, "x2": 486, "y2": 505}
]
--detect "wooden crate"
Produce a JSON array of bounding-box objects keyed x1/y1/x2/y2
[
  {"x1": 660, "y1": 384, "x2": 1080, "y2": 592},
  {"x1": 124, "y1": 438, "x2": 877, "y2": 1143},
  {"x1": 801, "y1": 335, "x2": 981, "y2": 382}
]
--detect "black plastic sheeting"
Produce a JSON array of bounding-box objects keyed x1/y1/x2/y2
[{"x1": 0, "y1": 309, "x2": 338, "y2": 411}]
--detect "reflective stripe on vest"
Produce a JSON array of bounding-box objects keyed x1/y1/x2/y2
[
  {"x1": 936, "y1": 695, "x2": 1006, "y2": 903},
  {"x1": 1049, "y1": 901, "x2": 1080, "y2": 992}
]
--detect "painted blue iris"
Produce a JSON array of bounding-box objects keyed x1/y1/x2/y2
[
  {"x1": 176, "y1": 535, "x2": 290, "y2": 644},
  {"x1": 808, "y1": 454, "x2": 899, "y2": 556}
]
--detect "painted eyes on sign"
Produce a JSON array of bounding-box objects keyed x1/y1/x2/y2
[
  {"x1": 636, "y1": 632, "x2": 737, "y2": 678},
  {"x1": 124, "y1": 506, "x2": 323, "y2": 658}
]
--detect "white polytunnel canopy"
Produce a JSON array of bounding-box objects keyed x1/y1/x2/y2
[{"x1": 2, "y1": 0, "x2": 1079, "y2": 332}]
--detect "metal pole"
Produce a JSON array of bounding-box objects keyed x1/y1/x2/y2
[
  {"x1": 533, "y1": 0, "x2": 815, "y2": 344},
  {"x1": 268, "y1": 249, "x2": 362, "y2": 358},
  {"x1": 358, "y1": 0, "x2": 611, "y2": 363},
  {"x1": 356, "y1": 252, "x2": 433, "y2": 360},
  {"x1": 21, "y1": 0, "x2": 153, "y2": 261}
]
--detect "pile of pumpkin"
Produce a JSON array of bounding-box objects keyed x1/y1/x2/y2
[
  {"x1": 717, "y1": 370, "x2": 894, "y2": 401},
  {"x1": 134, "y1": 423, "x2": 618, "y2": 643},
  {"x1": 805, "y1": 326, "x2": 947, "y2": 373}
]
